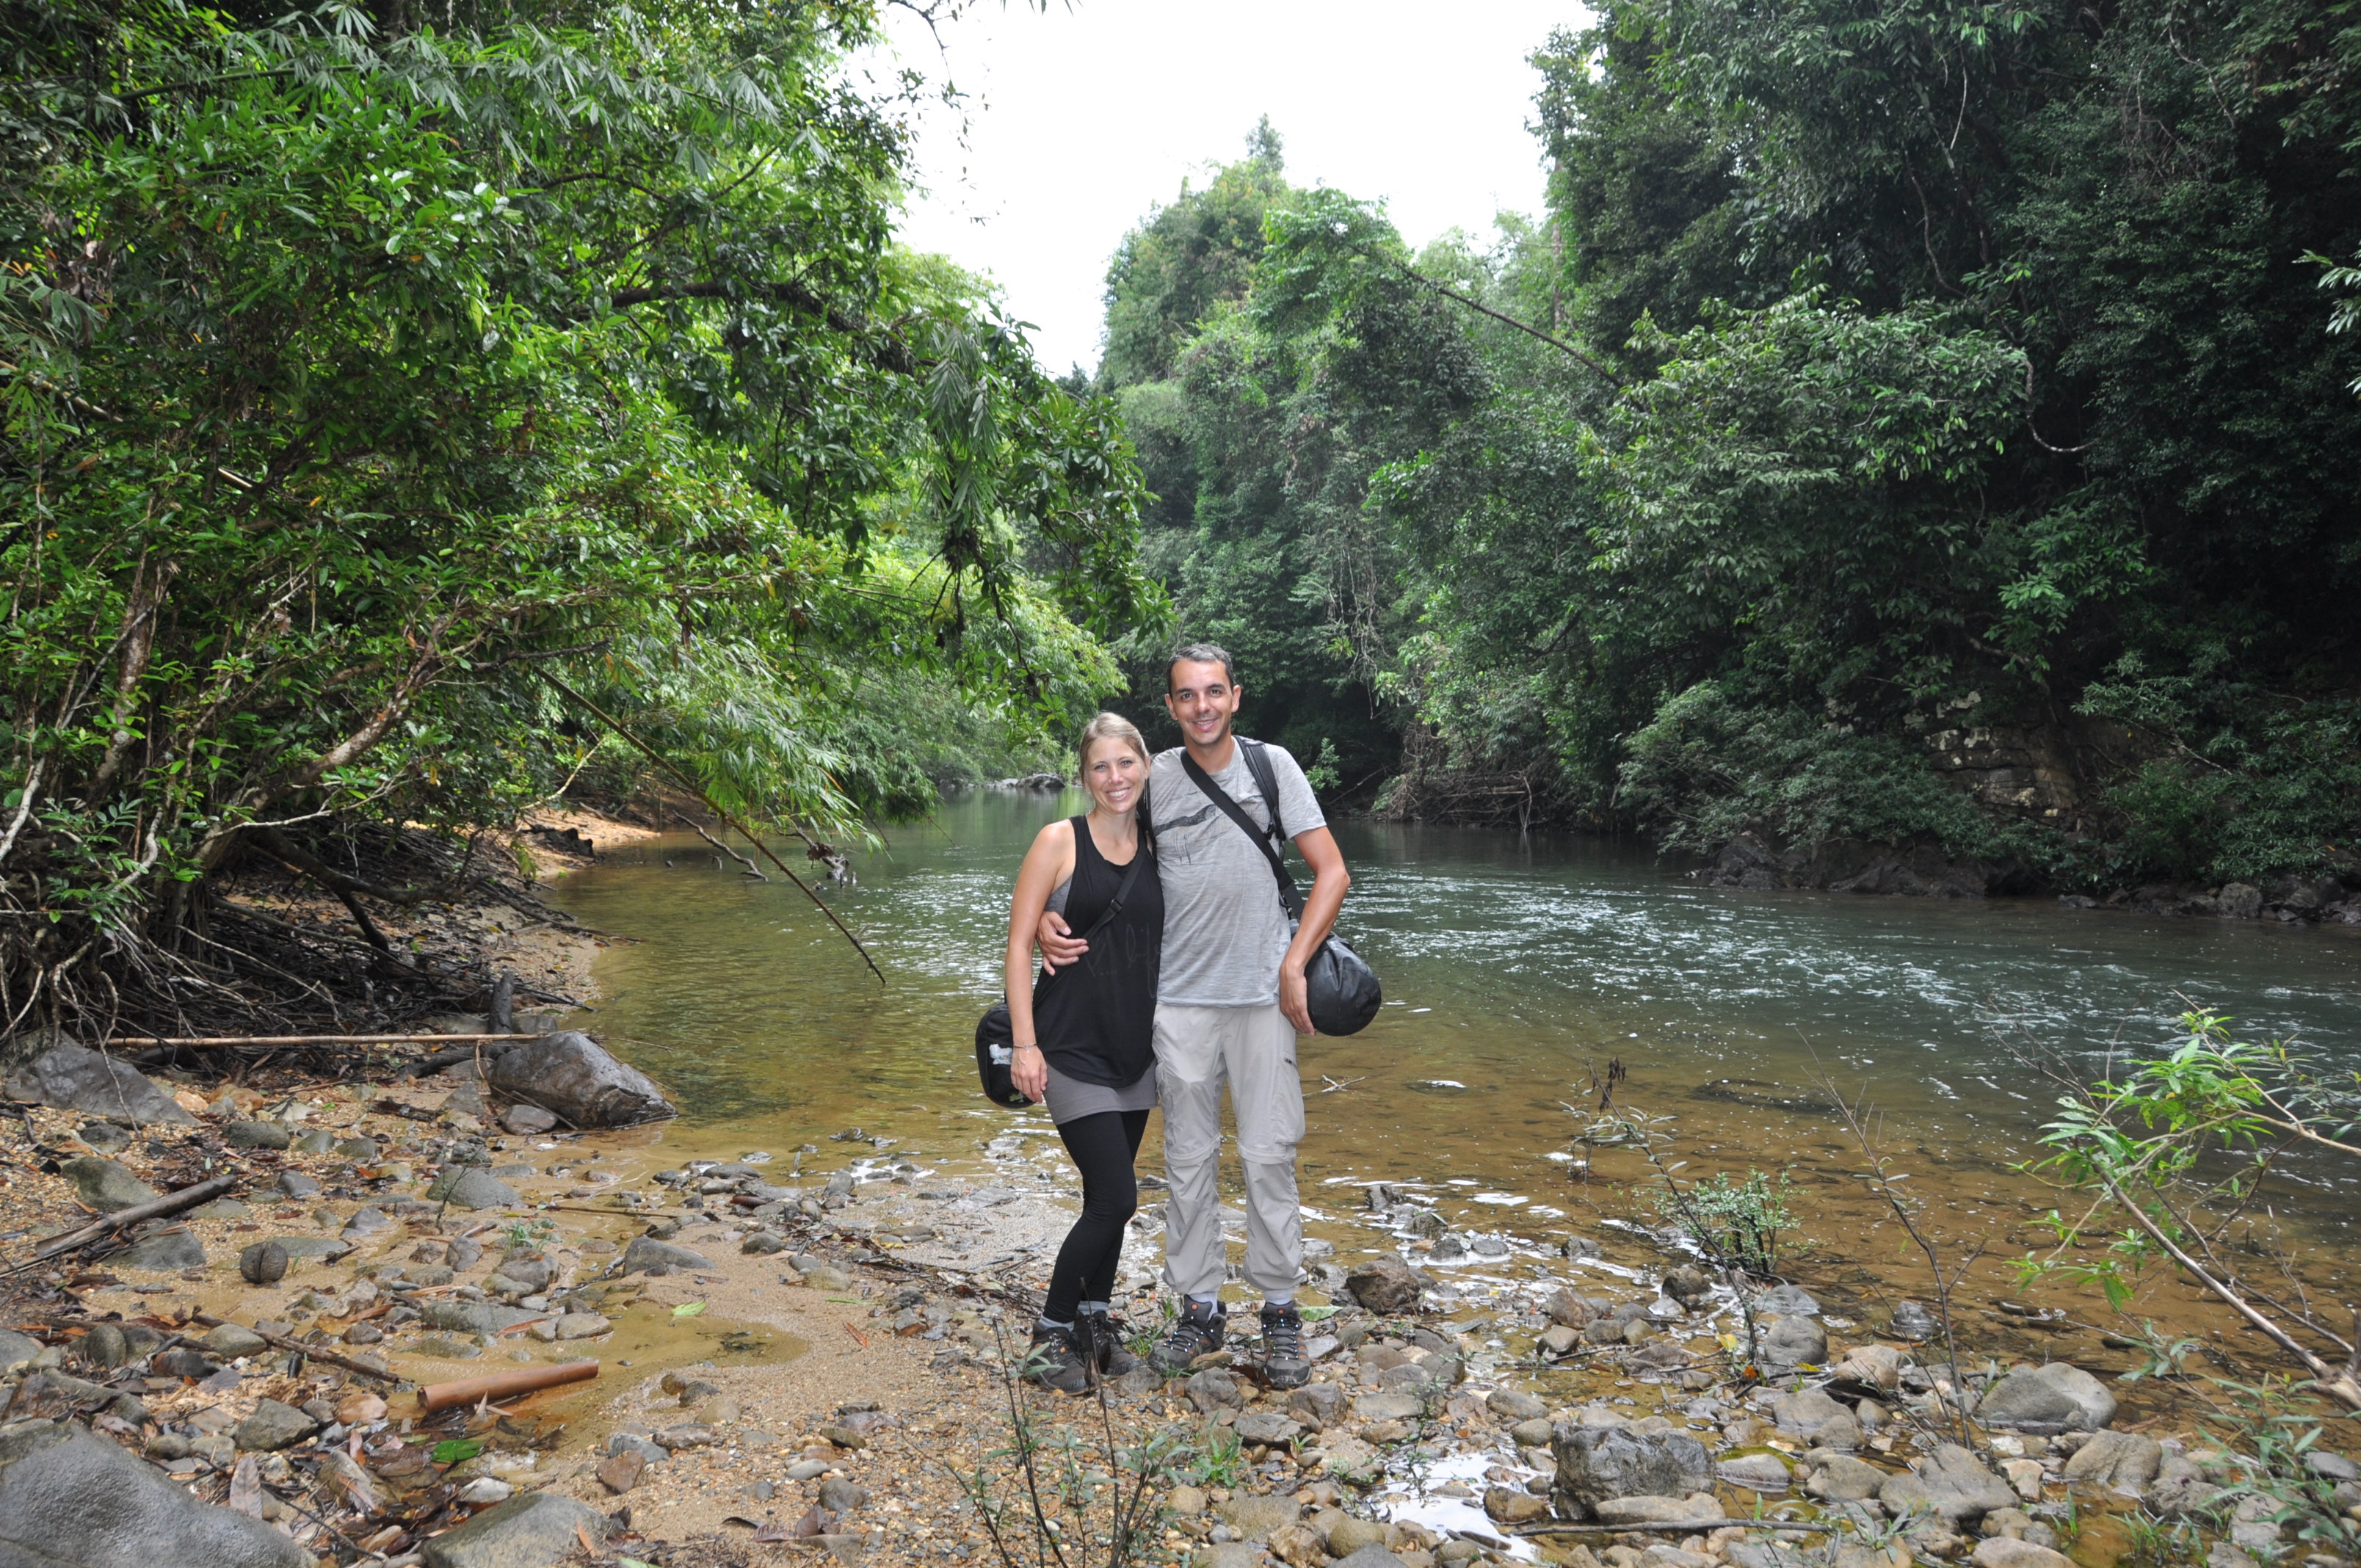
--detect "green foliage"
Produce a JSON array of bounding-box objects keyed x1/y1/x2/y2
[
  {"x1": 1652, "y1": 1168, "x2": 1797, "y2": 1276},
  {"x1": 2027, "y1": 1010, "x2": 2360, "y2": 1359},
  {"x1": 501, "y1": 1217, "x2": 556, "y2": 1252},
  {"x1": 1620, "y1": 685, "x2": 2030, "y2": 864},
  {"x1": 1096, "y1": 150, "x2": 1455, "y2": 777},
  {"x1": 1179, "y1": 1422, "x2": 1245, "y2": 1489},
  {"x1": 1291, "y1": 0, "x2": 2361, "y2": 880},
  {"x1": 0, "y1": 0, "x2": 1158, "y2": 1028},
  {"x1": 2077, "y1": 656, "x2": 2361, "y2": 886},
  {"x1": 1099, "y1": 120, "x2": 1289, "y2": 388}
]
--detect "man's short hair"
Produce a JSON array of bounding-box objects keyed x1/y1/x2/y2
[{"x1": 1167, "y1": 642, "x2": 1237, "y2": 690}]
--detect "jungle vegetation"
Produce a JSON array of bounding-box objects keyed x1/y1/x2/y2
[
  {"x1": 1097, "y1": 0, "x2": 2361, "y2": 893},
  {"x1": 0, "y1": 0, "x2": 1161, "y2": 1037}
]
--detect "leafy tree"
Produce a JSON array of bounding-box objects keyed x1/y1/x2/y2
[
  {"x1": 1377, "y1": 0, "x2": 2361, "y2": 881},
  {"x1": 0, "y1": 0, "x2": 1158, "y2": 1038}
]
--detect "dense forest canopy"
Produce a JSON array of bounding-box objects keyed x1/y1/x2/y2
[
  {"x1": 0, "y1": 0, "x2": 1161, "y2": 1037},
  {"x1": 1098, "y1": 0, "x2": 2361, "y2": 894}
]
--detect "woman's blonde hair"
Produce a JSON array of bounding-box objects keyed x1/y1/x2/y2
[{"x1": 1075, "y1": 711, "x2": 1150, "y2": 784}]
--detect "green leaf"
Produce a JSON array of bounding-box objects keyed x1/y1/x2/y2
[
  {"x1": 430, "y1": 1438, "x2": 483, "y2": 1465},
  {"x1": 672, "y1": 1301, "x2": 706, "y2": 1318}
]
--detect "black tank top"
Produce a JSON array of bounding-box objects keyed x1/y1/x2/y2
[{"x1": 1032, "y1": 816, "x2": 1162, "y2": 1088}]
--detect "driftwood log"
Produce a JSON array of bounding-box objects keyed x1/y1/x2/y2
[{"x1": 31, "y1": 1173, "x2": 239, "y2": 1262}]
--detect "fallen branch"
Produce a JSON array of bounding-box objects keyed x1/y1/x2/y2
[
  {"x1": 104, "y1": 1032, "x2": 545, "y2": 1048},
  {"x1": 683, "y1": 817, "x2": 766, "y2": 880},
  {"x1": 416, "y1": 1359, "x2": 598, "y2": 1414},
  {"x1": 186, "y1": 1311, "x2": 399, "y2": 1384},
  {"x1": 32, "y1": 1174, "x2": 239, "y2": 1261},
  {"x1": 2100, "y1": 1172, "x2": 2361, "y2": 1410}
]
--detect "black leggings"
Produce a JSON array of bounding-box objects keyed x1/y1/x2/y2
[{"x1": 1042, "y1": 1108, "x2": 1150, "y2": 1324}]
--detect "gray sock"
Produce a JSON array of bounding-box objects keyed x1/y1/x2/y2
[
  {"x1": 1036, "y1": 1315, "x2": 1073, "y2": 1333},
  {"x1": 1076, "y1": 1301, "x2": 1111, "y2": 1318}
]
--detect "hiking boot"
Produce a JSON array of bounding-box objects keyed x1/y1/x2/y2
[
  {"x1": 1023, "y1": 1323, "x2": 1095, "y2": 1395},
  {"x1": 1081, "y1": 1311, "x2": 1139, "y2": 1376},
  {"x1": 1149, "y1": 1299, "x2": 1226, "y2": 1375},
  {"x1": 1259, "y1": 1303, "x2": 1310, "y2": 1390}
]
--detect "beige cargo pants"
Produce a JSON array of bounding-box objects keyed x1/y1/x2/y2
[{"x1": 1154, "y1": 1002, "x2": 1305, "y2": 1301}]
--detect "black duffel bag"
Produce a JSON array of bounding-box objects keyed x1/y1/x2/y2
[{"x1": 1183, "y1": 741, "x2": 1383, "y2": 1037}]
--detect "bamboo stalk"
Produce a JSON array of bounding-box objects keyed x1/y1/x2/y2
[
  {"x1": 104, "y1": 1033, "x2": 547, "y2": 1048},
  {"x1": 416, "y1": 1359, "x2": 598, "y2": 1414},
  {"x1": 32, "y1": 1173, "x2": 239, "y2": 1261}
]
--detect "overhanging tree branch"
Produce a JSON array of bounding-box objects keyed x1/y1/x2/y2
[{"x1": 535, "y1": 671, "x2": 885, "y2": 986}]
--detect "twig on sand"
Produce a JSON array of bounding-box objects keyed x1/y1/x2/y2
[{"x1": 26, "y1": 1173, "x2": 239, "y2": 1263}]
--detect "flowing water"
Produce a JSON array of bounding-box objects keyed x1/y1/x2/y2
[{"x1": 551, "y1": 790, "x2": 2360, "y2": 1337}]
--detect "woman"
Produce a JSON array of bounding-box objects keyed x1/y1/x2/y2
[{"x1": 1003, "y1": 712, "x2": 1163, "y2": 1392}]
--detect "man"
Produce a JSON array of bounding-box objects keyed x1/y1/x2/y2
[{"x1": 1040, "y1": 643, "x2": 1350, "y2": 1388}]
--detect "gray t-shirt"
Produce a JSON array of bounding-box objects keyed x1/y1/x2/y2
[{"x1": 1148, "y1": 739, "x2": 1326, "y2": 1007}]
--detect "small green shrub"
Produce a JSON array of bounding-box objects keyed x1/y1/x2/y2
[{"x1": 1653, "y1": 1169, "x2": 1799, "y2": 1276}]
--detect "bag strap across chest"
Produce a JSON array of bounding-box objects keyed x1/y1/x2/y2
[
  {"x1": 1180, "y1": 741, "x2": 1305, "y2": 921},
  {"x1": 1068, "y1": 816, "x2": 1150, "y2": 943}
]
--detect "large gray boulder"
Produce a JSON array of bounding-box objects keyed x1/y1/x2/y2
[
  {"x1": 421, "y1": 1300, "x2": 543, "y2": 1337},
  {"x1": 1976, "y1": 1362, "x2": 2117, "y2": 1433},
  {"x1": 1881, "y1": 1442, "x2": 2017, "y2": 1525},
  {"x1": 3, "y1": 1045, "x2": 194, "y2": 1125},
  {"x1": 2063, "y1": 1430, "x2": 2164, "y2": 1492},
  {"x1": 2143, "y1": 1451, "x2": 2230, "y2": 1519},
  {"x1": 487, "y1": 1032, "x2": 674, "y2": 1128},
  {"x1": 1752, "y1": 1313, "x2": 1829, "y2": 1371},
  {"x1": 0, "y1": 1419, "x2": 305, "y2": 1567},
  {"x1": 59, "y1": 1156, "x2": 160, "y2": 1213},
  {"x1": 622, "y1": 1235, "x2": 714, "y2": 1275},
  {"x1": 428, "y1": 1167, "x2": 521, "y2": 1211},
  {"x1": 1343, "y1": 1255, "x2": 1422, "y2": 1313},
  {"x1": 1771, "y1": 1387, "x2": 1851, "y2": 1438},
  {"x1": 115, "y1": 1225, "x2": 204, "y2": 1271},
  {"x1": 421, "y1": 1490, "x2": 609, "y2": 1568},
  {"x1": 233, "y1": 1399, "x2": 317, "y2": 1453},
  {"x1": 1551, "y1": 1422, "x2": 1711, "y2": 1520}
]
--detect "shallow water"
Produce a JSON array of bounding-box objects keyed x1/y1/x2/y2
[{"x1": 552, "y1": 792, "x2": 2360, "y2": 1324}]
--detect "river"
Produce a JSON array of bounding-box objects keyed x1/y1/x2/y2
[{"x1": 551, "y1": 790, "x2": 2359, "y2": 1339}]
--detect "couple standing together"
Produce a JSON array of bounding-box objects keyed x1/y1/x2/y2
[{"x1": 1001, "y1": 643, "x2": 1352, "y2": 1393}]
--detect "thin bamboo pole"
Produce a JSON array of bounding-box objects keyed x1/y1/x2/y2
[{"x1": 103, "y1": 1032, "x2": 545, "y2": 1048}]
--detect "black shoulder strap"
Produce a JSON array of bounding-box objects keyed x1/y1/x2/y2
[
  {"x1": 1075, "y1": 827, "x2": 1149, "y2": 943},
  {"x1": 1181, "y1": 746, "x2": 1304, "y2": 920},
  {"x1": 1239, "y1": 739, "x2": 1287, "y2": 843}
]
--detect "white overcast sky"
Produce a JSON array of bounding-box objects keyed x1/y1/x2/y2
[{"x1": 859, "y1": 1, "x2": 1589, "y2": 375}]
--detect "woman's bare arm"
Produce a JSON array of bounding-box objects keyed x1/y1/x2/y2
[{"x1": 1004, "y1": 819, "x2": 1078, "y2": 1101}]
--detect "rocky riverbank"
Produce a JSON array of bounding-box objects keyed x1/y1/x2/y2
[
  {"x1": 0, "y1": 1005, "x2": 2354, "y2": 1568},
  {"x1": 1700, "y1": 832, "x2": 2361, "y2": 924}
]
